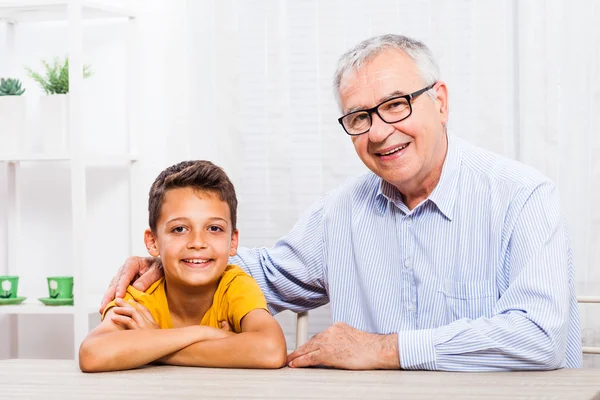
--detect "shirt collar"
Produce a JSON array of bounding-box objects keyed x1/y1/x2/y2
[
  {"x1": 427, "y1": 133, "x2": 461, "y2": 220},
  {"x1": 375, "y1": 133, "x2": 462, "y2": 220},
  {"x1": 376, "y1": 176, "x2": 400, "y2": 214}
]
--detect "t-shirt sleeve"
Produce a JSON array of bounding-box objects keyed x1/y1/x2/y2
[
  {"x1": 224, "y1": 274, "x2": 269, "y2": 333},
  {"x1": 101, "y1": 289, "x2": 137, "y2": 321}
]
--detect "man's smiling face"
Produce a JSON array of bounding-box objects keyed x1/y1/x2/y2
[{"x1": 339, "y1": 49, "x2": 449, "y2": 194}]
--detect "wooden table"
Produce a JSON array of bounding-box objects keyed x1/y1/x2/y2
[{"x1": 0, "y1": 359, "x2": 599, "y2": 399}]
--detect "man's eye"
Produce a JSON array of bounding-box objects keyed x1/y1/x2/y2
[
  {"x1": 381, "y1": 99, "x2": 408, "y2": 113},
  {"x1": 348, "y1": 113, "x2": 368, "y2": 125},
  {"x1": 383, "y1": 101, "x2": 404, "y2": 111}
]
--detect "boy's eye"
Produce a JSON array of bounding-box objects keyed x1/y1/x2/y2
[
  {"x1": 208, "y1": 226, "x2": 224, "y2": 232},
  {"x1": 171, "y1": 226, "x2": 187, "y2": 233}
]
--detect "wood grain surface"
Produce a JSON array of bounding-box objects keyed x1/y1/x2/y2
[{"x1": 0, "y1": 359, "x2": 599, "y2": 400}]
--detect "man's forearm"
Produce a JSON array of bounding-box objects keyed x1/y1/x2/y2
[
  {"x1": 398, "y1": 311, "x2": 570, "y2": 371},
  {"x1": 159, "y1": 331, "x2": 287, "y2": 369},
  {"x1": 79, "y1": 326, "x2": 207, "y2": 372}
]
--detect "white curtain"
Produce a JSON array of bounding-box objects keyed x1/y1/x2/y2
[{"x1": 185, "y1": 0, "x2": 600, "y2": 365}]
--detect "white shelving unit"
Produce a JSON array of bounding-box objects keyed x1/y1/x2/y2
[{"x1": 0, "y1": 0, "x2": 139, "y2": 359}]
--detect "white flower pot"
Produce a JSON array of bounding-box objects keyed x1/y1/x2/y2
[
  {"x1": 0, "y1": 96, "x2": 26, "y2": 156},
  {"x1": 39, "y1": 94, "x2": 68, "y2": 155}
]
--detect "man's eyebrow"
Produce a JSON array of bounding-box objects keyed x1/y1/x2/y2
[{"x1": 344, "y1": 90, "x2": 408, "y2": 114}]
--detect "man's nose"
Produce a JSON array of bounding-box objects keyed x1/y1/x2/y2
[{"x1": 367, "y1": 112, "x2": 394, "y2": 143}]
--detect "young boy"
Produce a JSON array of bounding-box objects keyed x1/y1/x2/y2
[{"x1": 79, "y1": 160, "x2": 287, "y2": 372}]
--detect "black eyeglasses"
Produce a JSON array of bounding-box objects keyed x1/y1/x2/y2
[{"x1": 337, "y1": 83, "x2": 437, "y2": 136}]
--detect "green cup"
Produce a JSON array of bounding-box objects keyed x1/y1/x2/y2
[
  {"x1": 0, "y1": 276, "x2": 19, "y2": 299},
  {"x1": 47, "y1": 276, "x2": 73, "y2": 299}
]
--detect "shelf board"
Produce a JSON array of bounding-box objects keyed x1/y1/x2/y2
[
  {"x1": 0, "y1": 0, "x2": 136, "y2": 23},
  {"x1": 0, "y1": 153, "x2": 139, "y2": 165},
  {"x1": 0, "y1": 301, "x2": 97, "y2": 315}
]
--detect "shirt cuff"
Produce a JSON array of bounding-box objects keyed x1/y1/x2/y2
[{"x1": 397, "y1": 328, "x2": 437, "y2": 370}]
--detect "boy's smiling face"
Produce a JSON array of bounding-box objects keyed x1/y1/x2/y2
[{"x1": 144, "y1": 187, "x2": 238, "y2": 290}]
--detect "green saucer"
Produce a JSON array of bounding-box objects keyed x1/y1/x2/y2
[
  {"x1": 0, "y1": 297, "x2": 27, "y2": 305},
  {"x1": 38, "y1": 297, "x2": 73, "y2": 306}
]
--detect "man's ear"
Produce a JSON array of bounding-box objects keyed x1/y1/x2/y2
[
  {"x1": 433, "y1": 80, "x2": 449, "y2": 125},
  {"x1": 144, "y1": 229, "x2": 160, "y2": 257},
  {"x1": 229, "y1": 229, "x2": 239, "y2": 257}
]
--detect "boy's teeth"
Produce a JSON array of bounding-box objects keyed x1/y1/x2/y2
[
  {"x1": 184, "y1": 259, "x2": 209, "y2": 264},
  {"x1": 382, "y1": 143, "x2": 408, "y2": 155}
]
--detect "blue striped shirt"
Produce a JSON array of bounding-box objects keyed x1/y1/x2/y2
[{"x1": 232, "y1": 134, "x2": 582, "y2": 371}]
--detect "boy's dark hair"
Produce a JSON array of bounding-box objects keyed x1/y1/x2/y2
[{"x1": 148, "y1": 160, "x2": 238, "y2": 233}]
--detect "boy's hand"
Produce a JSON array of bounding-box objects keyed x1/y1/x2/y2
[
  {"x1": 111, "y1": 298, "x2": 160, "y2": 330},
  {"x1": 220, "y1": 320, "x2": 232, "y2": 332}
]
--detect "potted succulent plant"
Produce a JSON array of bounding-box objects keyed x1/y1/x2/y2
[
  {"x1": 25, "y1": 57, "x2": 92, "y2": 154},
  {"x1": 0, "y1": 78, "x2": 25, "y2": 96},
  {"x1": 0, "y1": 78, "x2": 27, "y2": 155}
]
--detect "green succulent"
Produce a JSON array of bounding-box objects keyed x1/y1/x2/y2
[
  {"x1": 25, "y1": 57, "x2": 92, "y2": 95},
  {"x1": 0, "y1": 78, "x2": 26, "y2": 96}
]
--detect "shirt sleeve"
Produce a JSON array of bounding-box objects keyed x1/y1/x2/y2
[
  {"x1": 225, "y1": 274, "x2": 269, "y2": 333},
  {"x1": 231, "y1": 195, "x2": 329, "y2": 314},
  {"x1": 398, "y1": 181, "x2": 577, "y2": 371}
]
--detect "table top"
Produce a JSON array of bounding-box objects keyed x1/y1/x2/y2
[{"x1": 0, "y1": 359, "x2": 599, "y2": 400}]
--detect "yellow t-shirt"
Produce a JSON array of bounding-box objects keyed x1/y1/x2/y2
[{"x1": 102, "y1": 264, "x2": 268, "y2": 333}]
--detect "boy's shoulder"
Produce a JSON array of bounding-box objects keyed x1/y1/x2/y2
[
  {"x1": 216, "y1": 264, "x2": 268, "y2": 332},
  {"x1": 217, "y1": 264, "x2": 265, "y2": 303},
  {"x1": 218, "y1": 264, "x2": 256, "y2": 288}
]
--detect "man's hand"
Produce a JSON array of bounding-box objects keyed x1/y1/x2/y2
[
  {"x1": 110, "y1": 298, "x2": 160, "y2": 330},
  {"x1": 286, "y1": 322, "x2": 400, "y2": 370},
  {"x1": 99, "y1": 256, "x2": 164, "y2": 314}
]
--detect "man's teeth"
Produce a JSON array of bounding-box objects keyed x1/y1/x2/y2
[
  {"x1": 183, "y1": 259, "x2": 209, "y2": 264},
  {"x1": 381, "y1": 143, "x2": 409, "y2": 156}
]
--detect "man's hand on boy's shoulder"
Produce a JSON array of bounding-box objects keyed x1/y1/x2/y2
[
  {"x1": 109, "y1": 298, "x2": 160, "y2": 330},
  {"x1": 100, "y1": 256, "x2": 164, "y2": 314}
]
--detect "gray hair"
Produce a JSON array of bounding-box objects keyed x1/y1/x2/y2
[{"x1": 333, "y1": 34, "x2": 440, "y2": 110}]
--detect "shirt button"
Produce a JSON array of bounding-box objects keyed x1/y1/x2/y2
[
  {"x1": 407, "y1": 216, "x2": 412, "y2": 226},
  {"x1": 408, "y1": 304, "x2": 415, "y2": 312},
  {"x1": 406, "y1": 260, "x2": 412, "y2": 269}
]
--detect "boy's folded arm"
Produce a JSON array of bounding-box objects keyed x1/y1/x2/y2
[
  {"x1": 78, "y1": 308, "x2": 213, "y2": 372},
  {"x1": 158, "y1": 308, "x2": 288, "y2": 369}
]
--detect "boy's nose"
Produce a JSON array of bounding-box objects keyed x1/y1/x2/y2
[{"x1": 187, "y1": 232, "x2": 208, "y2": 249}]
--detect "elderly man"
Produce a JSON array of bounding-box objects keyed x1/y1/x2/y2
[{"x1": 101, "y1": 34, "x2": 582, "y2": 371}]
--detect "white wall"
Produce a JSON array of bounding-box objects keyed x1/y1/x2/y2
[{"x1": 1, "y1": 0, "x2": 599, "y2": 366}]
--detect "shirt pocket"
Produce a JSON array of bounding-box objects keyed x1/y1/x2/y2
[{"x1": 438, "y1": 279, "x2": 496, "y2": 321}]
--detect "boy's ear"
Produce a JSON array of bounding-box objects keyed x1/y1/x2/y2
[
  {"x1": 229, "y1": 229, "x2": 239, "y2": 257},
  {"x1": 144, "y1": 229, "x2": 160, "y2": 257}
]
